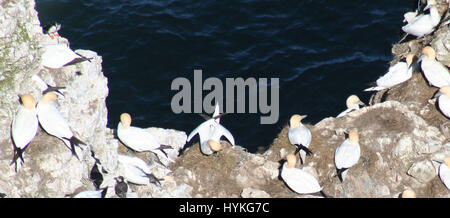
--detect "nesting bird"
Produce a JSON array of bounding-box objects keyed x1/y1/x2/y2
[
  {"x1": 364, "y1": 54, "x2": 416, "y2": 92},
  {"x1": 187, "y1": 103, "x2": 235, "y2": 155},
  {"x1": 72, "y1": 189, "x2": 107, "y2": 198},
  {"x1": 336, "y1": 95, "x2": 366, "y2": 118},
  {"x1": 41, "y1": 43, "x2": 92, "y2": 69},
  {"x1": 36, "y1": 92, "x2": 86, "y2": 159},
  {"x1": 334, "y1": 130, "x2": 361, "y2": 183},
  {"x1": 439, "y1": 157, "x2": 450, "y2": 190},
  {"x1": 434, "y1": 86, "x2": 450, "y2": 118},
  {"x1": 420, "y1": 46, "x2": 450, "y2": 88},
  {"x1": 288, "y1": 114, "x2": 312, "y2": 164},
  {"x1": 10, "y1": 94, "x2": 39, "y2": 171},
  {"x1": 31, "y1": 74, "x2": 65, "y2": 97},
  {"x1": 117, "y1": 154, "x2": 162, "y2": 186},
  {"x1": 401, "y1": 0, "x2": 441, "y2": 39},
  {"x1": 117, "y1": 113, "x2": 174, "y2": 166},
  {"x1": 280, "y1": 154, "x2": 323, "y2": 196}
]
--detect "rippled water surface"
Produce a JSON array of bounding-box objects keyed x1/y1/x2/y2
[{"x1": 36, "y1": 0, "x2": 413, "y2": 152}]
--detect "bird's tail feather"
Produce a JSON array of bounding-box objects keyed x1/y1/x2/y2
[
  {"x1": 63, "y1": 136, "x2": 87, "y2": 160},
  {"x1": 364, "y1": 86, "x2": 385, "y2": 92}
]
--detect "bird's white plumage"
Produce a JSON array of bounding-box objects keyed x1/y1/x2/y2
[
  {"x1": 335, "y1": 139, "x2": 361, "y2": 170},
  {"x1": 118, "y1": 154, "x2": 154, "y2": 185},
  {"x1": 73, "y1": 190, "x2": 103, "y2": 198},
  {"x1": 288, "y1": 125, "x2": 312, "y2": 163},
  {"x1": 36, "y1": 101, "x2": 74, "y2": 141},
  {"x1": 336, "y1": 107, "x2": 360, "y2": 118},
  {"x1": 421, "y1": 59, "x2": 450, "y2": 88},
  {"x1": 117, "y1": 123, "x2": 162, "y2": 152},
  {"x1": 280, "y1": 162, "x2": 322, "y2": 194},
  {"x1": 403, "y1": 10, "x2": 418, "y2": 23},
  {"x1": 31, "y1": 75, "x2": 65, "y2": 98},
  {"x1": 439, "y1": 163, "x2": 450, "y2": 190},
  {"x1": 288, "y1": 125, "x2": 311, "y2": 147},
  {"x1": 213, "y1": 102, "x2": 220, "y2": 123},
  {"x1": 364, "y1": 61, "x2": 413, "y2": 91},
  {"x1": 118, "y1": 123, "x2": 175, "y2": 164},
  {"x1": 11, "y1": 106, "x2": 38, "y2": 149},
  {"x1": 438, "y1": 94, "x2": 450, "y2": 118},
  {"x1": 187, "y1": 119, "x2": 235, "y2": 155},
  {"x1": 401, "y1": 4, "x2": 440, "y2": 37},
  {"x1": 41, "y1": 44, "x2": 83, "y2": 69},
  {"x1": 31, "y1": 75, "x2": 49, "y2": 91}
]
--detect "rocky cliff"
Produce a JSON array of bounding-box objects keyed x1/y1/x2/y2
[{"x1": 0, "y1": 0, "x2": 449, "y2": 198}]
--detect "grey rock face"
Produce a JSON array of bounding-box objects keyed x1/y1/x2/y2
[{"x1": 0, "y1": 0, "x2": 190, "y2": 198}]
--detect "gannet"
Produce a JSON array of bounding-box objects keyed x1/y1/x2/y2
[
  {"x1": 403, "y1": 10, "x2": 419, "y2": 24},
  {"x1": 400, "y1": 189, "x2": 417, "y2": 198},
  {"x1": 72, "y1": 189, "x2": 107, "y2": 198},
  {"x1": 41, "y1": 43, "x2": 92, "y2": 69},
  {"x1": 31, "y1": 74, "x2": 65, "y2": 97},
  {"x1": 187, "y1": 103, "x2": 235, "y2": 155},
  {"x1": 115, "y1": 176, "x2": 128, "y2": 198},
  {"x1": 401, "y1": 0, "x2": 441, "y2": 39},
  {"x1": 336, "y1": 95, "x2": 366, "y2": 118},
  {"x1": 10, "y1": 94, "x2": 39, "y2": 171},
  {"x1": 434, "y1": 86, "x2": 450, "y2": 118},
  {"x1": 280, "y1": 154, "x2": 324, "y2": 196},
  {"x1": 439, "y1": 157, "x2": 450, "y2": 190},
  {"x1": 117, "y1": 154, "x2": 162, "y2": 186},
  {"x1": 117, "y1": 113, "x2": 174, "y2": 165},
  {"x1": 36, "y1": 92, "x2": 86, "y2": 159},
  {"x1": 288, "y1": 114, "x2": 312, "y2": 164},
  {"x1": 334, "y1": 130, "x2": 361, "y2": 183},
  {"x1": 364, "y1": 54, "x2": 416, "y2": 92},
  {"x1": 420, "y1": 46, "x2": 450, "y2": 88},
  {"x1": 43, "y1": 22, "x2": 61, "y2": 40}
]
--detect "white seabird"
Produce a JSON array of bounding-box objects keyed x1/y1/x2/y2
[
  {"x1": 187, "y1": 104, "x2": 235, "y2": 155},
  {"x1": 288, "y1": 114, "x2": 312, "y2": 164},
  {"x1": 420, "y1": 46, "x2": 450, "y2": 88},
  {"x1": 72, "y1": 189, "x2": 107, "y2": 198},
  {"x1": 117, "y1": 113, "x2": 174, "y2": 165},
  {"x1": 334, "y1": 130, "x2": 361, "y2": 182},
  {"x1": 280, "y1": 154, "x2": 324, "y2": 196},
  {"x1": 10, "y1": 94, "x2": 39, "y2": 171},
  {"x1": 336, "y1": 95, "x2": 366, "y2": 118},
  {"x1": 439, "y1": 157, "x2": 450, "y2": 190},
  {"x1": 41, "y1": 43, "x2": 91, "y2": 69},
  {"x1": 31, "y1": 74, "x2": 65, "y2": 97},
  {"x1": 36, "y1": 92, "x2": 86, "y2": 159},
  {"x1": 401, "y1": 0, "x2": 441, "y2": 39},
  {"x1": 434, "y1": 86, "x2": 450, "y2": 118},
  {"x1": 403, "y1": 10, "x2": 419, "y2": 24},
  {"x1": 364, "y1": 54, "x2": 416, "y2": 92},
  {"x1": 118, "y1": 154, "x2": 162, "y2": 186}
]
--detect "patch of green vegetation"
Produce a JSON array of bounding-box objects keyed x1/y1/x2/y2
[{"x1": 0, "y1": 18, "x2": 40, "y2": 91}]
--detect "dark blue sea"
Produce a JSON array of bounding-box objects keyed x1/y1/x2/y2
[{"x1": 35, "y1": 0, "x2": 414, "y2": 153}]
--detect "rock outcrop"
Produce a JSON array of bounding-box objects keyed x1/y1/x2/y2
[
  {"x1": 0, "y1": 0, "x2": 191, "y2": 198},
  {"x1": 1, "y1": 0, "x2": 450, "y2": 198}
]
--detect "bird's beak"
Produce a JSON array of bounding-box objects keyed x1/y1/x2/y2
[
  {"x1": 424, "y1": 3, "x2": 432, "y2": 11},
  {"x1": 301, "y1": 115, "x2": 308, "y2": 119},
  {"x1": 358, "y1": 101, "x2": 366, "y2": 107},
  {"x1": 432, "y1": 159, "x2": 444, "y2": 164},
  {"x1": 418, "y1": 55, "x2": 425, "y2": 63},
  {"x1": 434, "y1": 91, "x2": 443, "y2": 98}
]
